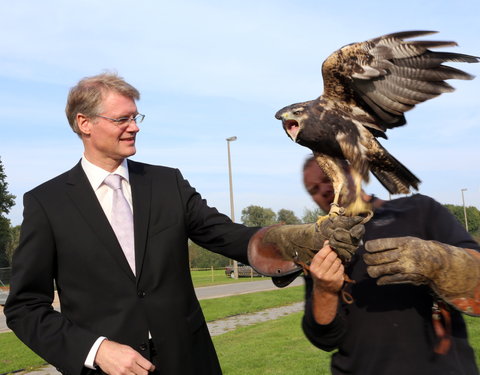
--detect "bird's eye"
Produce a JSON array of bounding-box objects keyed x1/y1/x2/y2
[{"x1": 293, "y1": 110, "x2": 302, "y2": 116}]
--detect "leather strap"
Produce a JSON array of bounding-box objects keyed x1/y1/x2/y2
[{"x1": 432, "y1": 300, "x2": 452, "y2": 355}]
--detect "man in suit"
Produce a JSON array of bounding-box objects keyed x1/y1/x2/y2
[{"x1": 5, "y1": 73, "x2": 364, "y2": 375}]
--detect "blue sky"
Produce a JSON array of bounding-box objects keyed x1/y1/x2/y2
[{"x1": 1, "y1": 0, "x2": 479, "y2": 226}]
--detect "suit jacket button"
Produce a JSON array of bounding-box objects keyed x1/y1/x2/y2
[
  {"x1": 139, "y1": 343, "x2": 148, "y2": 351},
  {"x1": 138, "y1": 291, "x2": 146, "y2": 298}
]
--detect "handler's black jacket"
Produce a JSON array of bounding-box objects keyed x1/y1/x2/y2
[{"x1": 303, "y1": 194, "x2": 480, "y2": 375}]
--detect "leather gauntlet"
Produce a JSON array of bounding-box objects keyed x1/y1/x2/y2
[
  {"x1": 364, "y1": 236, "x2": 480, "y2": 316},
  {"x1": 247, "y1": 215, "x2": 365, "y2": 280}
]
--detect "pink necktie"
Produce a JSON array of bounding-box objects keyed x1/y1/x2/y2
[{"x1": 103, "y1": 174, "x2": 136, "y2": 275}]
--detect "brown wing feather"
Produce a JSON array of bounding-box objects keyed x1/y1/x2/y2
[{"x1": 321, "y1": 30, "x2": 479, "y2": 133}]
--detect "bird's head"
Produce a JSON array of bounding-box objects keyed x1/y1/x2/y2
[{"x1": 275, "y1": 102, "x2": 310, "y2": 142}]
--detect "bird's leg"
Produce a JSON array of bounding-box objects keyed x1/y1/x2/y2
[
  {"x1": 344, "y1": 169, "x2": 373, "y2": 223},
  {"x1": 328, "y1": 181, "x2": 346, "y2": 217}
]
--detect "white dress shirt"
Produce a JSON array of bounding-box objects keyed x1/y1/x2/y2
[{"x1": 80, "y1": 155, "x2": 133, "y2": 369}]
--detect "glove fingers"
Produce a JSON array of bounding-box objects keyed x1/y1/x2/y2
[
  {"x1": 366, "y1": 261, "x2": 409, "y2": 278},
  {"x1": 350, "y1": 224, "x2": 365, "y2": 240},
  {"x1": 365, "y1": 236, "x2": 415, "y2": 253},
  {"x1": 363, "y1": 249, "x2": 401, "y2": 265},
  {"x1": 377, "y1": 273, "x2": 427, "y2": 286},
  {"x1": 329, "y1": 240, "x2": 356, "y2": 263},
  {"x1": 331, "y1": 228, "x2": 354, "y2": 244}
]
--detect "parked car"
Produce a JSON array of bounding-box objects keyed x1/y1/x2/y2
[{"x1": 225, "y1": 263, "x2": 263, "y2": 278}]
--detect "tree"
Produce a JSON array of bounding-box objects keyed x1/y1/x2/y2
[
  {"x1": 0, "y1": 157, "x2": 15, "y2": 267},
  {"x1": 444, "y1": 204, "x2": 480, "y2": 234},
  {"x1": 241, "y1": 205, "x2": 276, "y2": 227},
  {"x1": 188, "y1": 241, "x2": 230, "y2": 269},
  {"x1": 0, "y1": 218, "x2": 11, "y2": 267},
  {"x1": 302, "y1": 207, "x2": 324, "y2": 223},
  {"x1": 6, "y1": 225, "x2": 20, "y2": 265},
  {"x1": 0, "y1": 157, "x2": 15, "y2": 216},
  {"x1": 276, "y1": 209, "x2": 301, "y2": 224}
]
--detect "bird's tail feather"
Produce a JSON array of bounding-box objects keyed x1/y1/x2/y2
[{"x1": 370, "y1": 149, "x2": 421, "y2": 195}]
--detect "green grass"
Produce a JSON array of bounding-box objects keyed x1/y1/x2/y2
[
  {"x1": 200, "y1": 286, "x2": 304, "y2": 321},
  {"x1": 465, "y1": 315, "x2": 480, "y2": 365},
  {"x1": 191, "y1": 269, "x2": 265, "y2": 287},
  {"x1": 214, "y1": 312, "x2": 331, "y2": 375},
  {"x1": 0, "y1": 332, "x2": 45, "y2": 374}
]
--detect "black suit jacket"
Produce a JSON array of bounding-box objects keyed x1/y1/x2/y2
[{"x1": 5, "y1": 160, "x2": 258, "y2": 375}]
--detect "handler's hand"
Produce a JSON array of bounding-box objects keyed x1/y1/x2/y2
[
  {"x1": 310, "y1": 241, "x2": 345, "y2": 294},
  {"x1": 95, "y1": 340, "x2": 155, "y2": 375},
  {"x1": 309, "y1": 241, "x2": 345, "y2": 325}
]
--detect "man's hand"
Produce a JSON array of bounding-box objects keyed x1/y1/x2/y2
[
  {"x1": 364, "y1": 236, "x2": 480, "y2": 313},
  {"x1": 95, "y1": 340, "x2": 155, "y2": 375},
  {"x1": 310, "y1": 241, "x2": 345, "y2": 294},
  {"x1": 309, "y1": 241, "x2": 344, "y2": 324}
]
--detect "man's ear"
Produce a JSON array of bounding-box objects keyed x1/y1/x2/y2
[{"x1": 76, "y1": 113, "x2": 92, "y2": 135}]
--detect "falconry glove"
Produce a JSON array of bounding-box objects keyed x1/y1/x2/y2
[
  {"x1": 364, "y1": 236, "x2": 480, "y2": 316},
  {"x1": 247, "y1": 215, "x2": 365, "y2": 283}
]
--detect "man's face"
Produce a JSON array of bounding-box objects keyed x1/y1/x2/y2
[
  {"x1": 85, "y1": 91, "x2": 139, "y2": 167},
  {"x1": 303, "y1": 161, "x2": 335, "y2": 212}
]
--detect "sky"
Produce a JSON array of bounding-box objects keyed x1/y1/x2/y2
[{"x1": 1, "y1": 0, "x2": 479, "y2": 226}]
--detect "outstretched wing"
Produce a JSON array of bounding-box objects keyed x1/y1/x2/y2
[{"x1": 321, "y1": 30, "x2": 479, "y2": 134}]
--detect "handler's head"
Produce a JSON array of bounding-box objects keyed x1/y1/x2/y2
[{"x1": 302, "y1": 156, "x2": 335, "y2": 212}]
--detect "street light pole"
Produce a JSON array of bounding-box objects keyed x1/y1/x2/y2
[
  {"x1": 226, "y1": 136, "x2": 238, "y2": 278},
  {"x1": 461, "y1": 188, "x2": 469, "y2": 232}
]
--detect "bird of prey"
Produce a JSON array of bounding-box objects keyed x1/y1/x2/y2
[{"x1": 276, "y1": 30, "x2": 479, "y2": 217}]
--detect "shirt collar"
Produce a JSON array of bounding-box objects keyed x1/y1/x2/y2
[{"x1": 81, "y1": 155, "x2": 130, "y2": 191}]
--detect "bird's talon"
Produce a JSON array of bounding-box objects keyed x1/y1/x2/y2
[
  {"x1": 328, "y1": 203, "x2": 345, "y2": 217},
  {"x1": 315, "y1": 215, "x2": 330, "y2": 226}
]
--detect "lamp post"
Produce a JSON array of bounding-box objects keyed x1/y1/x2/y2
[
  {"x1": 226, "y1": 136, "x2": 238, "y2": 278},
  {"x1": 461, "y1": 188, "x2": 469, "y2": 232}
]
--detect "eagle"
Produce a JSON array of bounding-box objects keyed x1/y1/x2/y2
[{"x1": 275, "y1": 30, "x2": 479, "y2": 217}]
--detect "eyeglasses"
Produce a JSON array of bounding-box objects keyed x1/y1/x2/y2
[{"x1": 95, "y1": 113, "x2": 145, "y2": 128}]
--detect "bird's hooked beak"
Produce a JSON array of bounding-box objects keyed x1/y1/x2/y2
[{"x1": 276, "y1": 111, "x2": 300, "y2": 142}]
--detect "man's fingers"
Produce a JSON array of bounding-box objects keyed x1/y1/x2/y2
[
  {"x1": 134, "y1": 358, "x2": 155, "y2": 375},
  {"x1": 136, "y1": 356, "x2": 155, "y2": 372},
  {"x1": 95, "y1": 340, "x2": 155, "y2": 375}
]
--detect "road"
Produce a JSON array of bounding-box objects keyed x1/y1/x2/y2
[{"x1": 0, "y1": 278, "x2": 304, "y2": 333}]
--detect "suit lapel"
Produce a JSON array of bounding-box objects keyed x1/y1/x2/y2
[
  {"x1": 128, "y1": 160, "x2": 151, "y2": 279},
  {"x1": 66, "y1": 161, "x2": 136, "y2": 282}
]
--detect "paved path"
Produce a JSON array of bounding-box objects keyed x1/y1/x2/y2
[{"x1": 195, "y1": 277, "x2": 304, "y2": 300}]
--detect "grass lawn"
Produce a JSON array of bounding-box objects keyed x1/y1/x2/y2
[
  {"x1": 200, "y1": 286, "x2": 304, "y2": 322},
  {"x1": 0, "y1": 332, "x2": 45, "y2": 374},
  {"x1": 191, "y1": 269, "x2": 266, "y2": 287},
  {"x1": 214, "y1": 312, "x2": 331, "y2": 375}
]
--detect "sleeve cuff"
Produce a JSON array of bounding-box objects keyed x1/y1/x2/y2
[{"x1": 84, "y1": 336, "x2": 107, "y2": 369}]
